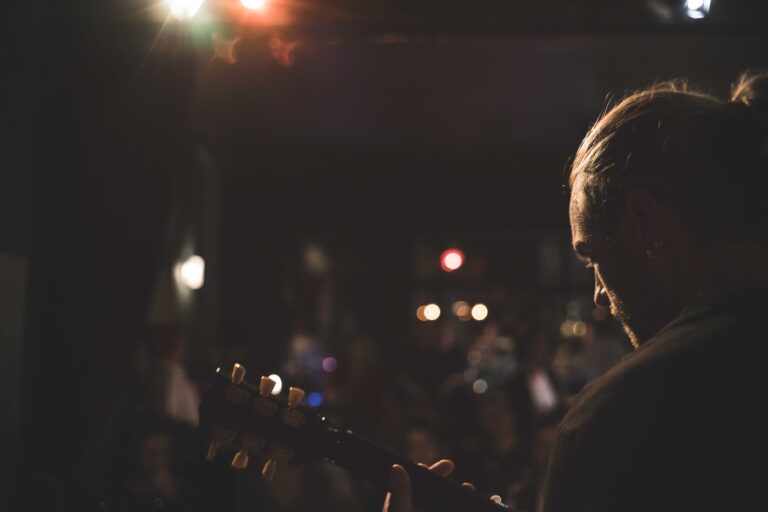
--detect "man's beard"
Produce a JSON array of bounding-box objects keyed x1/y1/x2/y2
[
  {"x1": 609, "y1": 294, "x2": 642, "y2": 349},
  {"x1": 606, "y1": 272, "x2": 677, "y2": 350}
]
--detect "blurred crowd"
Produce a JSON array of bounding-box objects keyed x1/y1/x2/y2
[{"x1": 93, "y1": 302, "x2": 627, "y2": 512}]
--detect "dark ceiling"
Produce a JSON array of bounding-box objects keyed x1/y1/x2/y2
[{"x1": 187, "y1": 27, "x2": 768, "y2": 234}]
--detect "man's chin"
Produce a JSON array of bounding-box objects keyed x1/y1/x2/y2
[{"x1": 611, "y1": 305, "x2": 642, "y2": 349}]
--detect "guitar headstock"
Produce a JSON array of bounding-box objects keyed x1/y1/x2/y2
[{"x1": 199, "y1": 363, "x2": 338, "y2": 481}]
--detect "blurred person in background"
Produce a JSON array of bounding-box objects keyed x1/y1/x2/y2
[
  {"x1": 386, "y1": 70, "x2": 768, "y2": 512},
  {"x1": 137, "y1": 324, "x2": 200, "y2": 426},
  {"x1": 474, "y1": 389, "x2": 534, "y2": 511},
  {"x1": 399, "y1": 418, "x2": 445, "y2": 467},
  {"x1": 105, "y1": 418, "x2": 196, "y2": 512}
]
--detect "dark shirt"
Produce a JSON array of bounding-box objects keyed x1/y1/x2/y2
[{"x1": 539, "y1": 288, "x2": 767, "y2": 512}]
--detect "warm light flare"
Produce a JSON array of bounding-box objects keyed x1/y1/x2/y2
[
  {"x1": 241, "y1": 0, "x2": 267, "y2": 9},
  {"x1": 168, "y1": 0, "x2": 204, "y2": 19}
]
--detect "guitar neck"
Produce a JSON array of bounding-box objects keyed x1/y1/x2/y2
[{"x1": 327, "y1": 427, "x2": 511, "y2": 512}]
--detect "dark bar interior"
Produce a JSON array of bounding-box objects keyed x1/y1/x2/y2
[{"x1": 3, "y1": 1, "x2": 768, "y2": 511}]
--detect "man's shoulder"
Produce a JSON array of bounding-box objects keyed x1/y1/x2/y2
[{"x1": 560, "y1": 307, "x2": 743, "y2": 437}]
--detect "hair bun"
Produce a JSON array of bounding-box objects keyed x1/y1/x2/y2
[{"x1": 730, "y1": 70, "x2": 768, "y2": 130}]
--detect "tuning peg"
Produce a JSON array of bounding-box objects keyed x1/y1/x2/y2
[
  {"x1": 231, "y1": 363, "x2": 246, "y2": 385},
  {"x1": 261, "y1": 459, "x2": 278, "y2": 481},
  {"x1": 259, "y1": 376, "x2": 277, "y2": 397},
  {"x1": 231, "y1": 447, "x2": 249, "y2": 470},
  {"x1": 205, "y1": 439, "x2": 220, "y2": 461},
  {"x1": 287, "y1": 386, "x2": 305, "y2": 407}
]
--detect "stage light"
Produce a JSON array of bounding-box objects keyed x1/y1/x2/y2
[
  {"x1": 177, "y1": 255, "x2": 205, "y2": 290},
  {"x1": 440, "y1": 248, "x2": 465, "y2": 272},
  {"x1": 471, "y1": 303, "x2": 488, "y2": 321},
  {"x1": 322, "y1": 357, "x2": 337, "y2": 373},
  {"x1": 268, "y1": 374, "x2": 282, "y2": 395},
  {"x1": 424, "y1": 304, "x2": 441, "y2": 321},
  {"x1": 685, "y1": 0, "x2": 711, "y2": 19},
  {"x1": 416, "y1": 305, "x2": 428, "y2": 321},
  {"x1": 168, "y1": 0, "x2": 204, "y2": 19}
]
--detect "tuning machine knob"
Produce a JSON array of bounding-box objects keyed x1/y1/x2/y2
[
  {"x1": 259, "y1": 376, "x2": 277, "y2": 397},
  {"x1": 282, "y1": 387, "x2": 307, "y2": 427},
  {"x1": 206, "y1": 439, "x2": 220, "y2": 461},
  {"x1": 231, "y1": 363, "x2": 246, "y2": 385},
  {"x1": 231, "y1": 447, "x2": 250, "y2": 470},
  {"x1": 287, "y1": 387, "x2": 305, "y2": 407},
  {"x1": 226, "y1": 364, "x2": 251, "y2": 404},
  {"x1": 262, "y1": 459, "x2": 278, "y2": 481}
]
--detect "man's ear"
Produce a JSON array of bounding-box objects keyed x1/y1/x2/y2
[{"x1": 623, "y1": 189, "x2": 662, "y2": 252}]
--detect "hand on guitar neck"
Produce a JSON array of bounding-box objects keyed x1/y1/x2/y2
[{"x1": 383, "y1": 459, "x2": 477, "y2": 512}]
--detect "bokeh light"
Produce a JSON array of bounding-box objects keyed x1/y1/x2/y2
[
  {"x1": 267, "y1": 374, "x2": 282, "y2": 395},
  {"x1": 471, "y1": 303, "x2": 488, "y2": 321},
  {"x1": 307, "y1": 392, "x2": 324, "y2": 407},
  {"x1": 573, "y1": 321, "x2": 588, "y2": 337},
  {"x1": 472, "y1": 379, "x2": 488, "y2": 394},
  {"x1": 440, "y1": 248, "x2": 465, "y2": 272},
  {"x1": 177, "y1": 255, "x2": 205, "y2": 290},
  {"x1": 322, "y1": 357, "x2": 337, "y2": 373},
  {"x1": 424, "y1": 303, "x2": 441, "y2": 321}
]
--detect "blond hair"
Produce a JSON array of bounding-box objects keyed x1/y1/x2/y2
[{"x1": 570, "y1": 71, "x2": 768, "y2": 240}]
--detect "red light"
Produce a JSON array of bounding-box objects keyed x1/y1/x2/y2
[{"x1": 440, "y1": 248, "x2": 465, "y2": 272}]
